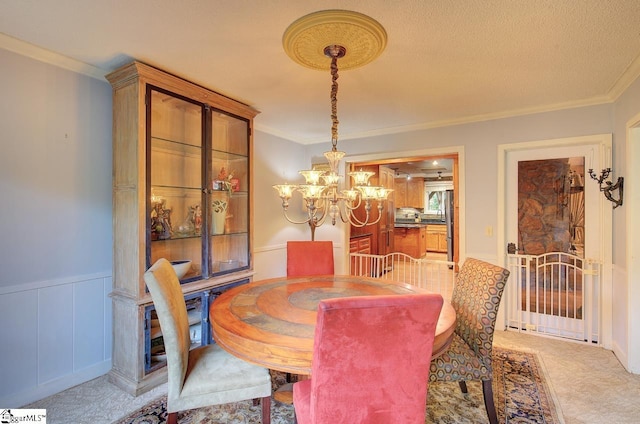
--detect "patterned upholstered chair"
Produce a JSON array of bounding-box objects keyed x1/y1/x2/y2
[
  {"x1": 287, "y1": 241, "x2": 334, "y2": 276},
  {"x1": 144, "y1": 258, "x2": 272, "y2": 424},
  {"x1": 429, "y1": 257, "x2": 510, "y2": 424},
  {"x1": 293, "y1": 294, "x2": 444, "y2": 424}
]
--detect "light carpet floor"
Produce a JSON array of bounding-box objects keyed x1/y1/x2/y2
[{"x1": 25, "y1": 331, "x2": 640, "y2": 423}]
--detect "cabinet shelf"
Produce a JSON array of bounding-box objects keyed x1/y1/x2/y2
[
  {"x1": 151, "y1": 184, "x2": 202, "y2": 192},
  {"x1": 209, "y1": 189, "x2": 248, "y2": 197},
  {"x1": 150, "y1": 234, "x2": 201, "y2": 242},
  {"x1": 149, "y1": 310, "x2": 201, "y2": 340},
  {"x1": 152, "y1": 136, "x2": 201, "y2": 150},
  {"x1": 211, "y1": 231, "x2": 248, "y2": 237},
  {"x1": 211, "y1": 149, "x2": 248, "y2": 159}
]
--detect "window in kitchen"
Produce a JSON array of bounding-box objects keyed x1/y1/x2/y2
[
  {"x1": 427, "y1": 191, "x2": 443, "y2": 212},
  {"x1": 425, "y1": 181, "x2": 452, "y2": 215}
]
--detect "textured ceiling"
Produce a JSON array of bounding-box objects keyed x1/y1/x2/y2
[{"x1": 2, "y1": 0, "x2": 640, "y2": 146}]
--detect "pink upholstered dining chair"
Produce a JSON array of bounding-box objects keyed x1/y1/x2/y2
[
  {"x1": 287, "y1": 240, "x2": 334, "y2": 276},
  {"x1": 292, "y1": 293, "x2": 444, "y2": 424},
  {"x1": 429, "y1": 257, "x2": 510, "y2": 424}
]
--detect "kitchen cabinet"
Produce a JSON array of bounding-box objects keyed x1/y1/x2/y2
[
  {"x1": 378, "y1": 166, "x2": 396, "y2": 256},
  {"x1": 419, "y1": 225, "x2": 427, "y2": 255},
  {"x1": 106, "y1": 61, "x2": 258, "y2": 395},
  {"x1": 349, "y1": 234, "x2": 372, "y2": 276},
  {"x1": 394, "y1": 177, "x2": 424, "y2": 209},
  {"x1": 394, "y1": 179, "x2": 408, "y2": 207},
  {"x1": 350, "y1": 165, "x2": 395, "y2": 256},
  {"x1": 426, "y1": 224, "x2": 448, "y2": 253},
  {"x1": 394, "y1": 226, "x2": 426, "y2": 258},
  {"x1": 349, "y1": 234, "x2": 372, "y2": 255},
  {"x1": 407, "y1": 178, "x2": 425, "y2": 209}
]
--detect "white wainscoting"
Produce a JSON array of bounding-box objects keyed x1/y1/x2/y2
[
  {"x1": 0, "y1": 272, "x2": 113, "y2": 407},
  {"x1": 253, "y1": 243, "x2": 288, "y2": 281}
]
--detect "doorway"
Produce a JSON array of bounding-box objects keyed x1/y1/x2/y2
[
  {"x1": 498, "y1": 134, "x2": 613, "y2": 347},
  {"x1": 344, "y1": 146, "x2": 464, "y2": 268}
]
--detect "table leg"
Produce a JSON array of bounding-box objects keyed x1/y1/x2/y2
[{"x1": 274, "y1": 374, "x2": 308, "y2": 404}]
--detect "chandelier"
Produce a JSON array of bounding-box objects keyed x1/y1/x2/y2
[{"x1": 273, "y1": 10, "x2": 391, "y2": 240}]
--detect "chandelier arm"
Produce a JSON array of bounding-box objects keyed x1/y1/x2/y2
[
  {"x1": 345, "y1": 209, "x2": 383, "y2": 227},
  {"x1": 338, "y1": 200, "x2": 383, "y2": 227},
  {"x1": 345, "y1": 197, "x2": 380, "y2": 226},
  {"x1": 281, "y1": 209, "x2": 313, "y2": 225},
  {"x1": 345, "y1": 194, "x2": 363, "y2": 210},
  {"x1": 332, "y1": 201, "x2": 352, "y2": 224},
  {"x1": 315, "y1": 196, "x2": 329, "y2": 211},
  {"x1": 314, "y1": 205, "x2": 330, "y2": 227},
  {"x1": 337, "y1": 202, "x2": 351, "y2": 224},
  {"x1": 345, "y1": 206, "x2": 369, "y2": 226}
]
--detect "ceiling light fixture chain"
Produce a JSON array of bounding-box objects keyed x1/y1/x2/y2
[{"x1": 326, "y1": 45, "x2": 345, "y2": 152}]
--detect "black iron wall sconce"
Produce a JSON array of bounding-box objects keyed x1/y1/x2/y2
[{"x1": 588, "y1": 168, "x2": 624, "y2": 208}]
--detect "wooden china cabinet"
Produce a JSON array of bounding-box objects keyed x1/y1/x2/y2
[{"x1": 106, "y1": 61, "x2": 257, "y2": 395}]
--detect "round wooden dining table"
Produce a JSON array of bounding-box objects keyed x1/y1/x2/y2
[{"x1": 209, "y1": 274, "x2": 457, "y2": 376}]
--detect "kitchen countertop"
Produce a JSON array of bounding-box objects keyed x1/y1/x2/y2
[
  {"x1": 394, "y1": 223, "x2": 426, "y2": 228},
  {"x1": 350, "y1": 232, "x2": 373, "y2": 239},
  {"x1": 394, "y1": 220, "x2": 446, "y2": 228}
]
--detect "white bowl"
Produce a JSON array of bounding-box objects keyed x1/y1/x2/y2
[{"x1": 170, "y1": 260, "x2": 192, "y2": 279}]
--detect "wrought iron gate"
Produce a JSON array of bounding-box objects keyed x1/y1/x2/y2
[{"x1": 505, "y1": 252, "x2": 602, "y2": 344}]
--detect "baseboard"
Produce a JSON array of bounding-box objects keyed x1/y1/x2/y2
[
  {"x1": 108, "y1": 367, "x2": 168, "y2": 397},
  {"x1": 4, "y1": 360, "x2": 112, "y2": 408},
  {"x1": 612, "y1": 339, "x2": 630, "y2": 372}
]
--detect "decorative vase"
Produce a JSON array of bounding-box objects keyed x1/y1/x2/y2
[{"x1": 211, "y1": 199, "x2": 228, "y2": 235}]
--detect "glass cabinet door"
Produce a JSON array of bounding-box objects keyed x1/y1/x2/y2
[
  {"x1": 147, "y1": 87, "x2": 204, "y2": 281},
  {"x1": 209, "y1": 110, "x2": 249, "y2": 275}
]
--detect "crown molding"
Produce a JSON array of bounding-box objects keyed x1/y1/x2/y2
[
  {"x1": 0, "y1": 32, "x2": 107, "y2": 81},
  {"x1": 607, "y1": 53, "x2": 640, "y2": 102},
  {"x1": 266, "y1": 94, "x2": 616, "y2": 145},
  {"x1": 4, "y1": 31, "x2": 638, "y2": 144}
]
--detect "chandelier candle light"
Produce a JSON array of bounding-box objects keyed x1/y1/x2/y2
[{"x1": 273, "y1": 10, "x2": 391, "y2": 240}]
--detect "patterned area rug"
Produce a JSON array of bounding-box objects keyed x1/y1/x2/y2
[{"x1": 113, "y1": 347, "x2": 563, "y2": 424}]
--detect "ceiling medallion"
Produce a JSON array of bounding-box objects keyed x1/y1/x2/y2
[{"x1": 282, "y1": 9, "x2": 387, "y2": 71}]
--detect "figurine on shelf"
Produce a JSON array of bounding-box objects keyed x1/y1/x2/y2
[
  {"x1": 150, "y1": 199, "x2": 173, "y2": 240},
  {"x1": 214, "y1": 167, "x2": 235, "y2": 194},
  {"x1": 150, "y1": 201, "x2": 164, "y2": 240},
  {"x1": 176, "y1": 205, "x2": 196, "y2": 237},
  {"x1": 159, "y1": 206, "x2": 173, "y2": 240},
  {"x1": 218, "y1": 167, "x2": 228, "y2": 181},
  {"x1": 193, "y1": 204, "x2": 203, "y2": 235},
  {"x1": 230, "y1": 176, "x2": 240, "y2": 192}
]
